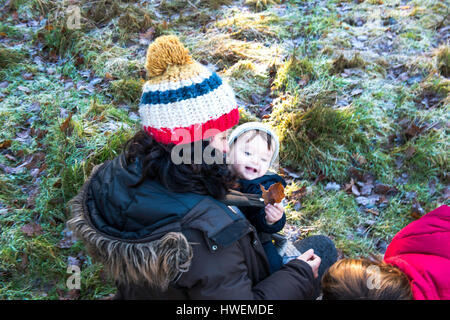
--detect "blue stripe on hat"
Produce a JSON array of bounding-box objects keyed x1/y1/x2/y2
[{"x1": 140, "y1": 72, "x2": 223, "y2": 105}]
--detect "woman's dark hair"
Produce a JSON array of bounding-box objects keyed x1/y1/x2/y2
[{"x1": 122, "y1": 130, "x2": 236, "y2": 199}]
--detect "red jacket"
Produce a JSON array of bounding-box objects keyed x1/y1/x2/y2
[{"x1": 384, "y1": 205, "x2": 450, "y2": 300}]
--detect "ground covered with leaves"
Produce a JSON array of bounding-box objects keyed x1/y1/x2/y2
[{"x1": 0, "y1": 0, "x2": 448, "y2": 299}]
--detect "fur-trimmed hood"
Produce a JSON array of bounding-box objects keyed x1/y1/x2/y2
[{"x1": 67, "y1": 154, "x2": 255, "y2": 291}]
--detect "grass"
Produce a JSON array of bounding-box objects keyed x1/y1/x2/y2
[{"x1": 0, "y1": 0, "x2": 449, "y2": 299}]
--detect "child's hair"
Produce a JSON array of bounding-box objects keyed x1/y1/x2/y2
[
  {"x1": 321, "y1": 258, "x2": 413, "y2": 300},
  {"x1": 230, "y1": 129, "x2": 274, "y2": 151}
]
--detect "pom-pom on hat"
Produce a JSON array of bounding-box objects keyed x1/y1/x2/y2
[
  {"x1": 228, "y1": 121, "x2": 280, "y2": 166},
  {"x1": 139, "y1": 35, "x2": 239, "y2": 145}
]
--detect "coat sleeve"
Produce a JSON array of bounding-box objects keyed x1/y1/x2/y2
[
  {"x1": 238, "y1": 174, "x2": 287, "y2": 234},
  {"x1": 176, "y1": 230, "x2": 315, "y2": 300}
]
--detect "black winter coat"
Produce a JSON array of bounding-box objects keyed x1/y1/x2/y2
[{"x1": 67, "y1": 153, "x2": 316, "y2": 299}]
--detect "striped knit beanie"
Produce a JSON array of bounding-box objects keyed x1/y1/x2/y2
[{"x1": 139, "y1": 35, "x2": 239, "y2": 145}]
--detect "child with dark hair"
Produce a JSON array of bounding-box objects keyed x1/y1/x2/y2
[
  {"x1": 322, "y1": 205, "x2": 450, "y2": 300},
  {"x1": 228, "y1": 122, "x2": 296, "y2": 274}
]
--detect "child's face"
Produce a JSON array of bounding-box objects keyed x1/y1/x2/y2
[{"x1": 229, "y1": 131, "x2": 274, "y2": 180}]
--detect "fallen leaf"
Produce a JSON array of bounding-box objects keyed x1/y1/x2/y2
[
  {"x1": 373, "y1": 183, "x2": 398, "y2": 195},
  {"x1": 0, "y1": 140, "x2": 12, "y2": 149},
  {"x1": 260, "y1": 182, "x2": 285, "y2": 205},
  {"x1": 298, "y1": 75, "x2": 310, "y2": 87},
  {"x1": 404, "y1": 146, "x2": 416, "y2": 159},
  {"x1": 360, "y1": 181, "x2": 374, "y2": 196},
  {"x1": 57, "y1": 289, "x2": 80, "y2": 300},
  {"x1": 17, "y1": 86, "x2": 31, "y2": 94},
  {"x1": 139, "y1": 27, "x2": 155, "y2": 44},
  {"x1": 365, "y1": 208, "x2": 379, "y2": 216},
  {"x1": 312, "y1": 174, "x2": 326, "y2": 186},
  {"x1": 351, "y1": 184, "x2": 360, "y2": 196},
  {"x1": 282, "y1": 167, "x2": 301, "y2": 179},
  {"x1": 21, "y1": 222, "x2": 43, "y2": 237},
  {"x1": 20, "y1": 253, "x2": 28, "y2": 270},
  {"x1": 22, "y1": 73, "x2": 34, "y2": 80},
  {"x1": 411, "y1": 200, "x2": 425, "y2": 219},
  {"x1": 428, "y1": 179, "x2": 437, "y2": 197},
  {"x1": 442, "y1": 186, "x2": 450, "y2": 200},
  {"x1": 289, "y1": 185, "x2": 307, "y2": 201},
  {"x1": 104, "y1": 72, "x2": 114, "y2": 81},
  {"x1": 4, "y1": 154, "x2": 17, "y2": 162},
  {"x1": 60, "y1": 113, "x2": 73, "y2": 136},
  {"x1": 352, "y1": 153, "x2": 367, "y2": 165},
  {"x1": 350, "y1": 88, "x2": 363, "y2": 96}
]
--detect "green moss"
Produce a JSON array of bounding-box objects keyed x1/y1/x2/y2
[
  {"x1": 109, "y1": 78, "x2": 143, "y2": 104},
  {"x1": 0, "y1": 46, "x2": 26, "y2": 68},
  {"x1": 117, "y1": 7, "x2": 154, "y2": 35},
  {"x1": 34, "y1": 25, "x2": 82, "y2": 57},
  {"x1": 272, "y1": 55, "x2": 316, "y2": 93},
  {"x1": 275, "y1": 105, "x2": 368, "y2": 181},
  {"x1": 436, "y1": 45, "x2": 450, "y2": 78},
  {"x1": 329, "y1": 52, "x2": 367, "y2": 75}
]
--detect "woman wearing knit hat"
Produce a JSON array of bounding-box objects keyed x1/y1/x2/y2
[{"x1": 67, "y1": 35, "x2": 325, "y2": 299}]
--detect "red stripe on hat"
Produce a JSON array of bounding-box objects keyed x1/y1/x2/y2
[{"x1": 143, "y1": 107, "x2": 239, "y2": 145}]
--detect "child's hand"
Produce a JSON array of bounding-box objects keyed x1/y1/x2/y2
[{"x1": 265, "y1": 202, "x2": 284, "y2": 225}]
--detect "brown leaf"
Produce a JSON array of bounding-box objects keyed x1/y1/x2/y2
[
  {"x1": 442, "y1": 186, "x2": 450, "y2": 200},
  {"x1": 60, "y1": 113, "x2": 73, "y2": 136},
  {"x1": 0, "y1": 140, "x2": 12, "y2": 149},
  {"x1": 344, "y1": 178, "x2": 355, "y2": 193},
  {"x1": 4, "y1": 153, "x2": 17, "y2": 162},
  {"x1": 260, "y1": 182, "x2": 285, "y2": 205},
  {"x1": 404, "y1": 146, "x2": 416, "y2": 159},
  {"x1": 352, "y1": 153, "x2": 367, "y2": 165},
  {"x1": 347, "y1": 167, "x2": 364, "y2": 181},
  {"x1": 20, "y1": 253, "x2": 28, "y2": 270},
  {"x1": 289, "y1": 185, "x2": 307, "y2": 201},
  {"x1": 104, "y1": 72, "x2": 114, "y2": 81},
  {"x1": 365, "y1": 208, "x2": 379, "y2": 216},
  {"x1": 139, "y1": 27, "x2": 155, "y2": 42},
  {"x1": 22, "y1": 73, "x2": 34, "y2": 80},
  {"x1": 312, "y1": 174, "x2": 326, "y2": 186},
  {"x1": 17, "y1": 86, "x2": 31, "y2": 94},
  {"x1": 57, "y1": 289, "x2": 80, "y2": 300},
  {"x1": 411, "y1": 200, "x2": 425, "y2": 219},
  {"x1": 21, "y1": 222, "x2": 43, "y2": 237},
  {"x1": 298, "y1": 75, "x2": 310, "y2": 87},
  {"x1": 404, "y1": 123, "x2": 423, "y2": 139},
  {"x1": 373, "y1": 183, "x2": 398, "y2": 195}
]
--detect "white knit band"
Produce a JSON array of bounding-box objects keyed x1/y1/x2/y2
[{"x1": 139, "y1": 82, "x2": 237, "y2": 129}]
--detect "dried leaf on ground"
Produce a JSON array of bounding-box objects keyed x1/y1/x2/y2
[
  {"x1": 411, "y1": 200, "x2": 425, "y2": 219},
  {"x1": 289, "y1": 185, "x2": 307, "y2": 201},
  {"x1": 60, "y1": 113, "x2": 73, "y2": 136},
  {"x1": 0, "y1": 140, "x2": 12, "y2": 149},
  {"x1": 21, "y1": 222, "x2": 43, "y2": 237},
  {"x1": 373, "y1": 183, "x2": 398, "y2": 195}
]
